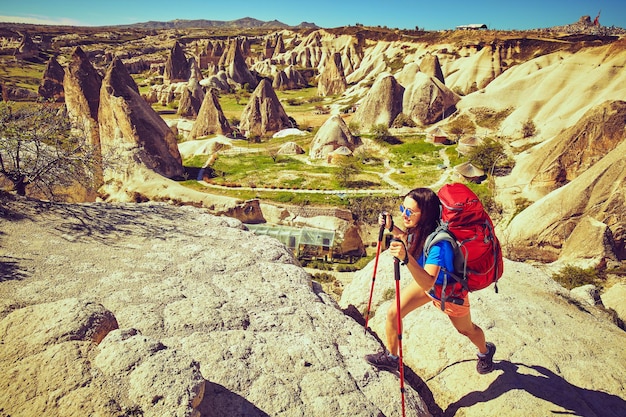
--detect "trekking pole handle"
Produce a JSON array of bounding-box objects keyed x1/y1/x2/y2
[
  {"x1": 378, "y1": 220, "x2": 386, "y2": 242},
  {"x1": 390, "y1": 237, "x2": 404, "y2": 271}
]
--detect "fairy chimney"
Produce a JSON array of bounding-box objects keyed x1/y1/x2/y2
[
  {"x1": 177, "y1": 78, "x2": 205, "y2": 118},
  {"x1": 309, "y1": 115, "x2": 360, "y2": 160},
  {"x1": 164, "y1": 41, "x2": 190, "y2": 84},
  {"x1": 352, "y1": 73, "x2": 405, "y2": 129},
  {"x1": 98, "y1": 58, "x2": 183, "y2": 179},
  {"x1": 38, "y1": 55, "x2": 65, "y2": 102},
  {"x1": 318, "y1": 52, "x2": 347, "y2": 97},
  {"x1": 226, "y1": 38, "x2": 258, "y2": 89},
  {"x1": 188, "y1": 90, "x2": 232, "y2": 140},
  {"x1": 239, "y1": 79, "x2": 291, "y2": 138}
]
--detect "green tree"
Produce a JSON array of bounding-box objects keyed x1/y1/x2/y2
[
  {"x1": 334, "y1": 156, "x2": 361, "y2": 187},
  {"x1": 370, "y1": 124, "x2": 390, "y2": 143},
  {"x1": 467, "y1": 138, "x2": 507, "y2": 172},
  {"x1": 522, "y1": 119, "x2": 537, "y2": 138},
  {"x1": 0, "y1": 102, "x2": 98, "y2": 198}
]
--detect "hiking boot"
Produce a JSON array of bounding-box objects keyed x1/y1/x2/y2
[
  {"x1": 364, "y1": 351, "x2": 399, "y2": 372},
  {"x1": 476, "y1": 342, "x2": 496, "y2": 374}
]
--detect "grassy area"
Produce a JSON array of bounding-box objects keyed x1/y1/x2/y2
[
  {"x1": 0, "y1": 58, "x2": 46, "y2": 90},
  {"x1": 387, "y1": 137, "x2": 443, "y2": 188}
]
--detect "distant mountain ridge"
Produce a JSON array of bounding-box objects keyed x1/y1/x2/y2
[{"x1": 122, "y1": 17, "x2": 318, "y2": 30}]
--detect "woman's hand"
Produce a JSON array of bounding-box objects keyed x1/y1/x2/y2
[
  {"x1": 378, "y1": 212, "x2": 393, "y2": 232},
  {"x1": 389, "y1": 239, "x2": 408, "y2": 264}
]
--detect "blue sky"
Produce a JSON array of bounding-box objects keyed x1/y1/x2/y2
[{"x1": 0, "y1": 0, "x2": 623, "y2": 30}]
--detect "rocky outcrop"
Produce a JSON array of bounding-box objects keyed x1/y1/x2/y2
[
  {"x1": 38, "y1": 55, "x2": 65, "y2": 102},
  {"x1": 14, "y1": 31, "x2": 38, "y2": 59},
  {"x1": 0, "y1": 199, "x2": 431, "y2": 417},
  {"x1": 524, "y1": 100, "x2": 626, "y2": 193},
  {"x1": 402, "y1": 72, "x2": 460, "y2": 125},
  {"x1": 318, "y1": 52, "x2": 347, "y2": 97},
  {"x1": 188, "y1": 90, "x2": 232, "y2": 139},
  {"x1": 309, "y1": 115, "x2": 360, "y2": 160},
  {"x1": 239, "y1": 79, "x2": 292, "y2": 138},
  {"x1": 352, "y1": 73, "x2": 405, "y2": 129},
  {"x1": 164, "y1": 41, "x2": 190, "y2": 84},
  {"x1": 98, "y1": 58, "x2": 184, "y2": 179}
]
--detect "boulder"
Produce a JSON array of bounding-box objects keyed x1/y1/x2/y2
[
  {"x1": 98, "y1": 57, "x2": 184, "y2": 179},
  {"x1": 277, "y1": 141, "x2": 305, "y2": 155}
]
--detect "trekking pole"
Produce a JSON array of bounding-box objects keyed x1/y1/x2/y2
[
  {"x1": 392, "y1": 238, "x2": 407, "y2": 417},
  {"x1": 364, "y1": 217, "x2": 386, "y2": 334}
]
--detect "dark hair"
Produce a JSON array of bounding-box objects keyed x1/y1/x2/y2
[{"x1": 405, "y1": 187, "x2": 441, "y2": 257}]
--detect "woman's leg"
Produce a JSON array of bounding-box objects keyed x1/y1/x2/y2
[
  {"x1": 447, "y1": 311, "x2": 488, "y2": 354},
  {"x1": 385, "y1": 281, "x2": 431, "y2": 356}
]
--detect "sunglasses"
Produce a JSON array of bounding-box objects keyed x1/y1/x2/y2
[{"x1": 399, "y1": 205, "x2": 419, "y2": 217}]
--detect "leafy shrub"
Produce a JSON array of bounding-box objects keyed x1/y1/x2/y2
[
  {"x1": 312, "y1": 272, "x2": 336, "y2": 283},
  {"x1": 522, "y1": 119, "x2": 537, "y2": 138},
  {"x1": 552, "y1": 265, "x2": 600, "y2": 290}
]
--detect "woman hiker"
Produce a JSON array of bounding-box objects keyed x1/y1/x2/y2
[{"x1": 364, "y1": 187, "x2": 496, "y2": 374}]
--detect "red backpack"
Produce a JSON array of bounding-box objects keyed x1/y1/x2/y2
[{"x1": 425, "y1": 183, "x2": 504, "y2": 304}]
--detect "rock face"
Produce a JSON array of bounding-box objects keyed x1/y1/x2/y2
[
  {"x1": 340, "y1": 251, "x2": 626, "y2": 417},
  {"x1": 505, "y1": 101, "x2": 626, "y2": 264},
  {"x1": 38, "y1": 55, "x2": 65, "y2": 102},
  {"x1": 524, "y1": 100, "x2": 626, "y2": 194},
  {"x1": 98, "y1": 58, "x2": 184, "y2": 179},
  {"x1": 318, "y1": 52, "x2": 347, "y2": 96},
  {"x1": 352, "y1": 73, "x2": 405, "y2": 129},
  {"x1": 0, "y1": 297, "x2": 205, "y2": 417},
  {"x1": 188, "y1": 90, "x2": 232, "y2": 140},
  {"x1": 0, "y1": 198, "x2": 432, "y2": 417},
  {"x1": 309, "y1": 115, "x2": 360, "y2": 160},
  {"x1": 239, "y1": 79, "x2": 292, "y2": 138}
]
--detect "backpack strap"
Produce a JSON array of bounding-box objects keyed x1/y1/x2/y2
[{"x1": 424, "y1": 227, "x2": 468, "y2": 310}]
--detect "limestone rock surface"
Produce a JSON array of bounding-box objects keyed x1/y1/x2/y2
[{"x1": 0, "y1": 197, "x2": 431, "y2": 417}]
